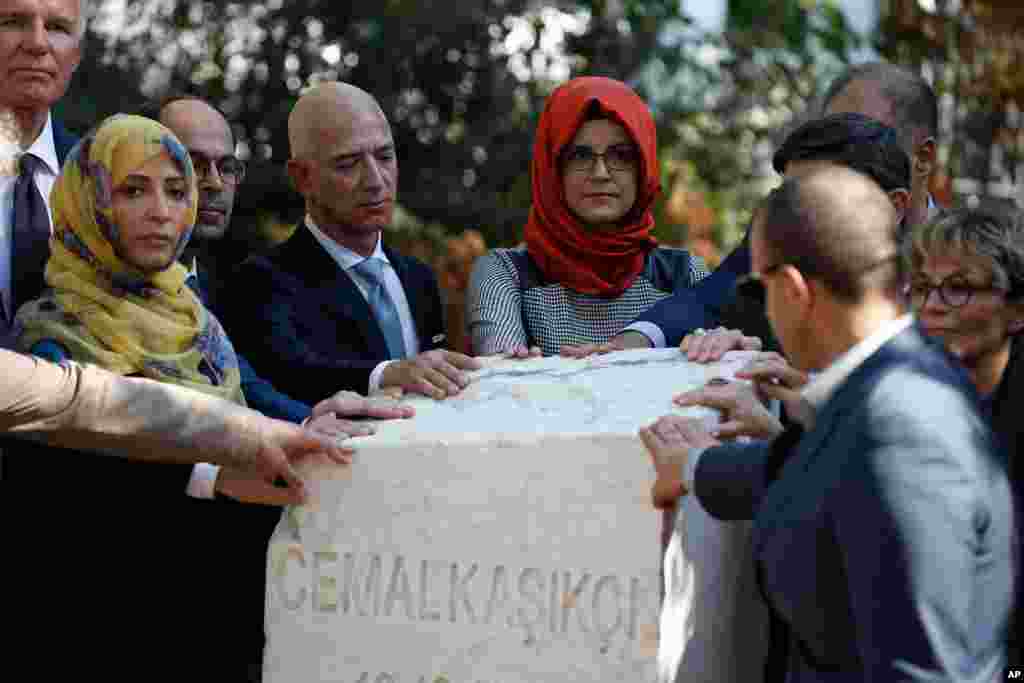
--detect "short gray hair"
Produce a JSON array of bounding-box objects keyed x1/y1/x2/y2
[
  {"x1": 903, "y1": 206, "x2": 1024, "y2": 302},
  {"x1": 822, "y1": 62, "x2": 938, "y2": 153}
]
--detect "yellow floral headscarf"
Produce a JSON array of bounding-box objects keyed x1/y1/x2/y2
[{"x1": 17, "y1": 114, "x2": 244, "y2": 405}]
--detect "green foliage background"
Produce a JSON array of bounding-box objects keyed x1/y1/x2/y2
[{"x1": 64, "y1": 0, "x2": 864, "y2": 250}]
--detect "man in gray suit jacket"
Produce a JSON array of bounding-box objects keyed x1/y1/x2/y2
[{"x1": 641, "y1": 164, "x2": 1016, "y2": 681}]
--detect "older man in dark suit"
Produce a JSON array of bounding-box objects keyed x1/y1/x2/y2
[
  {"x1": 0, "y1": 0, "x2": 84, "y2": 340},
  {"x1": 642, "y1": 165, "x2": 1015, "y2": 681},
  {"x1": 225, "y1": 82, "x2": 479, "y2": 403}
]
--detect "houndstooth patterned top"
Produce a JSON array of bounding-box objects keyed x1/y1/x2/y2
[{"x1": 468, "y1": 245, "x2": 708, "y2": 356}]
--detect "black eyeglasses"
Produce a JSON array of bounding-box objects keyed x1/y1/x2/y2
[
  {"x1": 562, "y1": 144, "x2": 640, "y2": 174},
  {"x1": 190, "y1": 152, "x2": 246, "y2": 185},
  {"x1": 734, "y1": 263, "x2": 787, "y2": 307},
  {"x1": 906, "y1": 274, "x2": 1006, "y2": 308}
]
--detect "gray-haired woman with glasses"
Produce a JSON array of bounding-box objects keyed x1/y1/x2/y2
[
  {"x1": 905, "y1": 206, "x2": 1024, "y2": 397},
  {"x1": 904, "y1": 205, "x2": 1024, "y2": 661}
]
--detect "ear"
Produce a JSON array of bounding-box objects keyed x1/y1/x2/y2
[
  {"x1": 887, "y1": 188, "x2": 911, "y2": 221},
  {"x1": 286, "y1": 159, "x2": 313, "y2": 196},
  {"x1": 779, "y1": 264, "x2": 813, "y2": 318},
  {"x1": 913, "y1": 137, "x2": 937, "y2": 180}
]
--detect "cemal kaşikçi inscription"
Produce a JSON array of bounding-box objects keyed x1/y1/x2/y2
[{"x1": 272, "y1": 547, "x2": 660, "y2": 649}]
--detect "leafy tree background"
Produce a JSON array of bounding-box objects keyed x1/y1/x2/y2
[{"x1": 61, "y1": 0, "x2": 1020, "y2": 260}]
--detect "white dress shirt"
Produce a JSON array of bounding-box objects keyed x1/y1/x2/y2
[
  {"x1": 305, "y1": 217, "x2": 420, "y2": 392},
  {"x1": 0, "y1": 113, "x2": 58, "y2": 321},
  {"x1": 681, "y1": 314, "x2": 915, "y2": 493}
]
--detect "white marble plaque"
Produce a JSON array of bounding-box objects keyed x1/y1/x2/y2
[{"x1": 265, "y1": 349, "x2": 768, "y2": 683}]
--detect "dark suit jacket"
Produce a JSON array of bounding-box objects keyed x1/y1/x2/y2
[
  {"x1": 6, "y1": 336, "x2": 277, "y2": 679},
  {"x1": 991, "y1": 336, "x2": 1024, "y2": 664},
  {"x1": 223, "y1": 224, "x2": 446, "y2": 402},
  {"x1": 53, "y1": 117, "x2": 78, "y2": 164},
  {"x1": 695, "y1": 327, "x2": 1015, "y2": 681},
  {"x1": 3, "y1": 409, "x2": 214, "y2": 677},
  {"x1": 628, "y1": 234, "x2": 761, "y2": 347},
  {"x1": 187, "y1": 268, "x2": 312, "y2": 424}
]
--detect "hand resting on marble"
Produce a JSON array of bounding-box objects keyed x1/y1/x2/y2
[
  {"x1": 734, "y1": 352, "x2": 813, "y2": 430},
  {"x1": 679, "y1": 326, "x2": 763, "y2": 363},
  {"x1": 674, "y1": 379, "x2": 783, "y2": 441},
  {"x1": 639, "y1": 415, "x2": 721, "y2": 509},
  {"x1": 559, "y1": 330, "x2": 653, "y2": 358},
  {"x1": 379, "y1": 350, "x2": 482, "y2": 400}
]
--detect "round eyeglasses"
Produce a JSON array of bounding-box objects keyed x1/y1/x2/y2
[
  {"x1": 906, "y1": 274, "x2": 1006, "y2": 308},
  {"x1": 562, "y1": 144, "x2": 640, "y2": 174},
  {"x1": 191, "y1": 153, "x2": 246, "y2": 185}
]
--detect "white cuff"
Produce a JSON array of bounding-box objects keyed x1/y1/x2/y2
[
  {"x1": 683, "y1": 447, "x2": 705, "y2": 495},
  {"x1": 185, "y1": 463, "x2": 220, "y2": 499},
  {"x1": 622, "y1": 322, "x2": 665, "y2": 349},
  {"x1": 368, "y1": 360, "x2": 393, "y2": 394}
]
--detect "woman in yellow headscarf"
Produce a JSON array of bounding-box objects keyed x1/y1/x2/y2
[
  {"x1": 7, "y1": 115, "x2": 249, "y2": 678},
  {"x1": 18, "y1": 113, "x2": 243, "y2": 400}
]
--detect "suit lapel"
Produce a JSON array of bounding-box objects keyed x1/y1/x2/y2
[
  {"x1": 52, "y1": 119, "x2": 78, "y2": 166},
  {"x1": 285, "y1": 225, "x2": 391, "y2": 356}
]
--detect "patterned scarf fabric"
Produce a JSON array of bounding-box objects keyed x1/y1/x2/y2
[{"x1": 16, "y1": 114, "x2": 244, "y2": 405}]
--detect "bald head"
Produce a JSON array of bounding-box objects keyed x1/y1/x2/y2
[
  {"x1": 289, "y1": 82, "x2": 388, "y2": 160},
  {"x1": 760, "y1": 164, "x2": 900, "y2": 302},
  {"x1": 160, "y1": 98, "x2": 232, "y2": 145},
  {"x1": 285, "y1": 83, "x2": 398, "y2": 253},
  {"x1": 158, "y1": 97, "x2": 238, "y2": 240}
]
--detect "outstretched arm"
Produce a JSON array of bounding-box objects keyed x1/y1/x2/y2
[{"x1": 1, "y1": 350, "x2": 348, "y2": 498}]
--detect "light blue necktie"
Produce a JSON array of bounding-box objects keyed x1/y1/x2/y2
[{"x1": 353, "y1": 257, "x2": 407, "y2": 360}]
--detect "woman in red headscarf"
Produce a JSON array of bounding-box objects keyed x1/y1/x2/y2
[{"x1": 468, "y1": 77, "x2": 707, "y2": 356}]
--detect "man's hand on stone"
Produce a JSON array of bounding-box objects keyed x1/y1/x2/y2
[
  {"x1": 560, "y1": 331, "x2": 652, "y2": 358},
  {"x1": 223, "y1": 415, "x2": 356, "y2": 505},
  {"x1": 311, "y1": 389, "x2": 415, "y2": 421},
  {"x1": 639, "y1": 415, "x2": 720, "y2": 509},
  {"x1": 680, "y1": 327, "x2": 762, "y2": 363},
  {"x1": 674, "y1": 379, "x2": 783, "y2": 441},
  {"x1": 736, "y1": 353, "x2": 814, "y2": 429},
  {"x1": 215, "y1": 465, "x2": 307, "y2": 506},
  {"x1": 379, "y1": 350, "x2": 481, "y2": 400}
]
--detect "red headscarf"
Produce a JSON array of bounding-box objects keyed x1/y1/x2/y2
[{"x1": 525, "y1": 77, "x2": 660, "y2": 297}]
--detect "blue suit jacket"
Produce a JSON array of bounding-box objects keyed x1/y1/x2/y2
[
  {"x1": 630, "y1": 236, "x2": 751, "y2": 346},
  {"x1": 53, "y1": 117, "x2": 78, "y2": 164},
  {"x1": 187, "y1": 269, "x2": 311, "y2": 424},
  {"x1": 222, "y1": 224, "x2": 447, "y2": 403},
  {"x1": 695, "y1": 327, "x2": 1015, "y2": 681}
]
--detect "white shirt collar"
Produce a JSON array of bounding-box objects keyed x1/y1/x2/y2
[
  {"x1": 305, "y1": 215, "x2": 387, "y2": 271},
  {"x1": 24, "y1": 113, "x2": 59, "y2": 176},
  {"x1": 801, "y1": 314, "x2": 915, "y2": 410}
]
